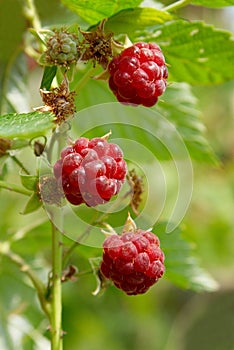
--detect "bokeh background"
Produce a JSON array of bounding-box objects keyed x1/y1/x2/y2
[{"x1": 0, "y1": 0, "x2": 234, "y2": 349}]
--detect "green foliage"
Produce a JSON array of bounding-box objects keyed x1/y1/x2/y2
[
  {"x1": 61, "y1": 0, "x2": 142, "y2": 24},
  {"x1": 0, "y1": 112, "x2": 55, "y2": 139},
  {"x1": 40, "y1": 66, "x2": 57, "y2": 90},
  {"x1": 0, "y1": 0, "x2": 233, "y2": 349},
  {"x1": 158, "y1": 83, "x2": 217, "y2": 163},
  {"x1": 20, "y1": 174, "x2": 38, "y2": 191},
  {"x1": 21, "y1": 192, "x2": 42, "y2": 214},
  {"x1": 105, "y1": 7, "x2": 173, "y2": 34},
  {"x1": 71, "y1": 77, "x2": 216, "y2": 162},
  {"x1": 191, "y1": 0, "x2": 234, "y2": 7},
  {"x1": 143, "y1": 20, "x2": 234, "y2": 85},
  {"x1": 155, "y1": 222, "x2": 218, "y2": 291}
]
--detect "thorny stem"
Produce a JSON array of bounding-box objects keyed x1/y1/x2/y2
[
  {"x1": 51, "y1": 222, "x2": 63, "y2": 350},
  {"x1": 163, "y1": 0, "x2": 191, "y2": 12},
  {"x1": 11, "y1": 155, "x2": 30, "y2": 175},
  {"x1": 0, "y1": 180, "x2": 32, "y2": 196},
  {"x1": 0, "y1": 242, "x2": 51, "y2": 319}
]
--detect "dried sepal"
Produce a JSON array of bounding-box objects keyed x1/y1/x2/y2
[
  {"x1": 123, "y1": 212, "x2": 137, "y2": 233},
  {"x1": 127, "y1": 169, "x2": 144, "y2": 214},
  {"x1": 0, "y1": 138, "x2": 11, "y2": 157},
  {"x1": 79, "y1": 19, "x2": 113, "y2": 69},
  {"x1": 39, "y1": 175, "x2": 65, "y2": 206},
  {"x1": 34, "y1": 75, "x2": 76, "y2": 124}
]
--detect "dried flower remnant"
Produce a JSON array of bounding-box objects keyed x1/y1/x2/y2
[
  {"x1": 39, "y1": 176, "x2": 64, "y2": 206},
  {"x1": 80, "y1": 19, "x2": 113, "y2": 68},
  {"x1": 0, "y1": 138, "x2": 11, "y2": 157},
  {"x1": 127, "y1": 169, "x2": 144, "y2": 214},
  {"x1": 34, "y1": 76, "x2": 76, "y2": 124}
]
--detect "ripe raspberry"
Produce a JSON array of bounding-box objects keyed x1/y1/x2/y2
[
  {"x1": 100, "y1": 229, "x2": 165, "y2": 295},
  {"x1": 53, "y1": 137, "x2": 127, "y2": 206},
  {"x1": 108, "y1": 42, "x2": 168, "y2": 107}
]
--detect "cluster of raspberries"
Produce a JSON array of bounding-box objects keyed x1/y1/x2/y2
[
  {"x1": 108, "y1": 42, "x2": 168, "y2": 107},
  {"x1": 51, "y1": 41, "x2": 167, "y2": 296},
  {"x1": 100, "y1": 229, "x2": 165, "y2": 295},
  {"x1": 53, "y1": 137, "x2": 127, "y2": 207}
]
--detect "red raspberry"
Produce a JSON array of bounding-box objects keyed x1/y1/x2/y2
[
  {"x1": 100, "y1": 229, "x2": 165, "y2": 295},
  {"x1": 108, "y1": 42, "x2": 168, "y2": 107},
  {"x1": 53, "y1": 137, "x2": 127, "y2": 206}
]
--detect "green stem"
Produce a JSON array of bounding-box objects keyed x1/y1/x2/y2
[
  {"x1": 0, "y1": 180, "x2": 32, "y2": 196},
  {"x1": 51, "y1": 223, "x2": 63, "y2": 350},
  {"x1": 0, "y1": 242, "x2": 50, "y2": 319},
  {"x1": 62, "y1": 225, "x2": 93, "y2": 269},
  {"x1": 74, "y1": 66, "x2": 99, "y2": 94},
  {"x1": 11, "y1": 155, "x2": 30, "y2": 175},
  {"x1": 23, "y1": 0, "x2": 41, "y2": 31},
  {"x1": 62, "y1": 190, "x2": 132, "y2": 268},
  {"x1": 163, "y1": 0, "x2": 191, "y2": 12}
]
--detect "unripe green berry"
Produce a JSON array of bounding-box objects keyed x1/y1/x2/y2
[{"x1": 45, "y1": 30, "x2": 80, "y2": 66}]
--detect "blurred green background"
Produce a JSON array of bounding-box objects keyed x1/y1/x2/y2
[{"x1": 0, "y1": 0, "x2": 234, "y2": 349}]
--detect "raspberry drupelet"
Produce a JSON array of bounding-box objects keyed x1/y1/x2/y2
[
  {"x1": 108, "y1": 42, "x2": 168, "y2": 107},
  {"x1": 100, "y1": 228, "x2": 165, "y2": 295},
  {"x1": 53, "y1": 136, "x2": 127, "y2": 206}
]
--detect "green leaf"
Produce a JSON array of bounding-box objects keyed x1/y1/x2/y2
[
  {"x1": 0, "y1": 112, "x2": 55, "y2": 139},
  {"x1": 155, "y1": 222, "x2": 219, "y2": 291},
  {"x1": 61, "y1": 0, "x2": 142, "y2": 24},
  {"x1": 192, "y1": 0, "x2": 234, "y2": 7},
  {"x1": 40, "y1": 66, "x2": 57, "y2": 90},
  {"x1": 105, "y1": 7, "x2": 173, "y2": 35},
  {"x1": 20, "y1": 174, "x2": 38, "y2": 191},
  {"x1": 157, "y1": 83, "x2": 217, "y2": 163},
  {"x1": 21, "y1": 192, "x2": 42, "y2": 215},
  {"x1": 143, "y1": 20, "x2": 234, "y2": 85}
]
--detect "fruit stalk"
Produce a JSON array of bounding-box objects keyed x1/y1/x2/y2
[
  {"x1": 74, "y1": 65, "x2": 99, "y2": 94},
  {"x1": 51, "y1": 222, "x2": 63, "y2": 350},
  {"x1": 0, "y1": 180, "x2": 32, "y2": 196}
]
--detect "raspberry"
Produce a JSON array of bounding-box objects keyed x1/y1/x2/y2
[
  {"x1": 100, "y1": 229, "x2": 165, "y2": 295},
  {"x1": 53, "y1": 137, "x2": 127, "y2": 207},
  {"x1": 108, "y1": 42, "x2": 168, "y2": 107},
  {"x1": 45, "y1": 30, "x2": 80, "y2": 66}
]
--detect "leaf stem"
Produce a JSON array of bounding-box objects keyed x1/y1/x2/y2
[
  {"x1": 0, "y1": 180, "x2": 32, "y2": 196},
  {"x1": 51, "y1": 223, "x2": 63, "y2": 350},
  {"x1": 11, "y1": 155, "x2": 30, "y2": 175},
  {"x1": 0, "y1": 242, "x2": 51, "y2": 319},
  {"x1": 163, "y1": 0, "x2": 191, "y2": 12}
]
